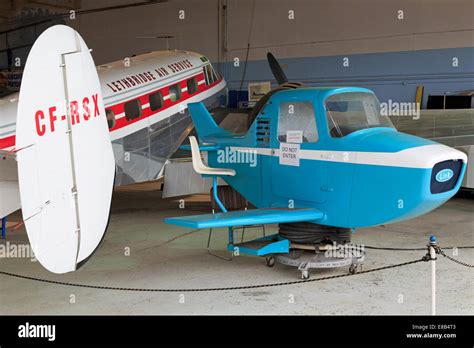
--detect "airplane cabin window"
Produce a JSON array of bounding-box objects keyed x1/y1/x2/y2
[
  {"x1": 211, "y1": 66, "x2": 220, "y2": 82},
  {"x1": 278, "y1": 101, "x2": 318, "y2": 143},
  {"x1": 169, "y1": 83, "x2": 182, "y2": 102},
  {"x1": 203, "y1": 64, "x2": 219, "y2": 85},
  {"x1": 203, "y1": 65, "x2": 211, "y2": 85},
  {"x1": 187, "y1": 77, "x2": 198, "y2": 94},
  {"x1": 325, "y1": 92, "x2": 395, "y2": 138},
  {"x1": 149, "y1": 91, "x2": 164, "y2": 111},
  {"x1": 124, "y1": 99, "x2": 142, "y2": 121},
  {"x1": 106, "y1": 108, "x2": 116, "y2": 129}
]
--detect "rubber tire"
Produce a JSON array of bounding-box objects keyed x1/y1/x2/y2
[
  {"x1": 278, "y1": 222, "x2": 352, "y2": 244},
  {"x1": 266, "y1": 256, "x2": 275, "y2": 268}
]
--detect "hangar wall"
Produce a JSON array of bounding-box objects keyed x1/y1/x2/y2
[
  {"x1": 2, "y1": 0, "x2": 473, "y2": 106},
  {"x1": 221, "y1": 0, "x2": 474, "y2": 107},
  {"x1": 70, "y1": 0, "x2": 474, "y2": 107}
]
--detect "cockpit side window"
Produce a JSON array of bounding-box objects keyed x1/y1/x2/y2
[
  {"x1": 278, "y1": 101, "x2": 318, "y2": 143},
  {"x1": 203, "y1": 64, "x2": 220, "y2": 85},
  {"x1": 325, "y1": 92, "x2": 394, "y2": 138}
]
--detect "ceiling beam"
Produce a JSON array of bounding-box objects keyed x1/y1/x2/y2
[
  {"x1": 26, "y1": 1, "x2": 78, "y2": 10},
  {"x1": 0, "y1": 0, "x2": 168, "y2": 34}
]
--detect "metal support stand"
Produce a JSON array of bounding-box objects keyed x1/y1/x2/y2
[
  {"x1": 429, "y1": 235, "x2": 438, "y2": 316},
  {"x1": 207, "y1": 177, "x2": 267, "y2": 260},
  {"x1": 272, "y1": 245, "x2": 365, "y2": 279},
  {"x1": 212, "y1": 176, "x2": 227, "y2": 213},
  {"x1": 238, "y1": 211, "x2": 265, "y2": 243},
  {"x1": 1, "y1": 217, "x2": 6, "y2": 239},
  {"x1": 235, "y1": 224, "x2": 266, "y2": 243},
  {"x1": 207, "y1": 176, "x2": 233, "y2": 260}
]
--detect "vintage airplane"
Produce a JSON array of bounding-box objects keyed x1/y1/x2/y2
[
  {"x1": 1, "y1": 25, "x2": 467, "y2": 275},
  {"x1": 0, "y1": 25, "x2": 225, "y2": 273},
  {"x1": 164, "y1": 53, "x2": 468, "y2": 259}
]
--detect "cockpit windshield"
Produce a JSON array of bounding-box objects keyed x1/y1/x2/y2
[{"x1": 325, "y1": 92, "x2": 394, "y2": 137}]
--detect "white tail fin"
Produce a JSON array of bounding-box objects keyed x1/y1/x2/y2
[{"x1": 15, "y1": 25, "x2": 115, "y2": 274}]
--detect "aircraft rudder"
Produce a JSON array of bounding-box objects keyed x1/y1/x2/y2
[{"x1": 188, "y1": 102, "x2": 227, "y2": 140}]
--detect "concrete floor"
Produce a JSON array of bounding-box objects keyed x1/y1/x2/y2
[{"x1": 0, "y1": 184, "x2": 473, "y2": 315}]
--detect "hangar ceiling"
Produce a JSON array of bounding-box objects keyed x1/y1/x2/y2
[
  {"x1": 0, "y1": 0, "x2": 168, "y2": 96},
  {"x1": 0, "y1": 1, "x2": 168, "y2": 31},
  {"x1": 0, "y1": 0, "x2": 79, "y2": 26}
]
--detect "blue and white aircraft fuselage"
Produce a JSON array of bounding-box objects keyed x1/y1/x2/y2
[{"x1": 187, "y1": 86, "x2": 467, "y2": 229}]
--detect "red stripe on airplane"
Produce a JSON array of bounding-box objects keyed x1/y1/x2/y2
[
  {"x1": 108, "y1": 72, "x2": 221, "y2": 132},
  {"x1": 0, "y1": 135, "x2": 15, "y2": 150},
  {"x1": 0, "y1": 73, "x2": 223, "y2": 149}
]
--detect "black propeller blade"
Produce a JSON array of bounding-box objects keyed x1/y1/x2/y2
[{"x1": 267, "y1": 52, "x2": 288, "y2": 85}]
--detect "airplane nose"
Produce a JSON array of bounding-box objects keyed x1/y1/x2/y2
[
  {"x1": 429, "y1": 157, "x2": 465, "y2": 194},
  {"x1": 347, "y1": 130, "x2": 467, "y2": 227},
  {"x1": 356, "y1": 130, "x2": 467, "y2": 174}
]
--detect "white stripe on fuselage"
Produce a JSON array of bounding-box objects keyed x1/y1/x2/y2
[{"x1": 230, "y1": 144, "x2": 467, "y2": 169}]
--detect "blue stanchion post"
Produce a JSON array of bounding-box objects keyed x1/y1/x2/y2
[{"x1": 429, "y1": 235, "x2": 438, "y2": 315}]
